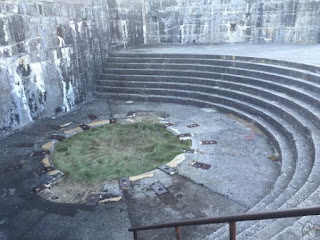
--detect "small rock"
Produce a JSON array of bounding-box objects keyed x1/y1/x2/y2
[
  {"x1": 126, "y1": 101, "x2": 134, "y2": 104},
  {"x1": 101, "y1": 182, "x2": 122, "y2": 199}
]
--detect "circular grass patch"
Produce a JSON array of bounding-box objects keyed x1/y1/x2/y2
[{"x1": 52, "y1": 122, "x2": 190, "y2": 183}]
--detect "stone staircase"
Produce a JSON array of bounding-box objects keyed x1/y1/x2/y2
[{"x1": 95, "y1": 53, "x2": 320, "y2": 239}]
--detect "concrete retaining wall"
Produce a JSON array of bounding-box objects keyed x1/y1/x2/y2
[
  {"x1": 144, "y1": 0, "x2": 320, "y2": 44},
  {"x1": 0, "y1": 0, "x2": 110, "y2": 136},
  {"x1": 108, "y1": 0, "x2": 144, "y2": 49}
]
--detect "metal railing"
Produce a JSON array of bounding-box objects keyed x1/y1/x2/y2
[{"x1": 128, "y1": 206, "x2": 320, "y2": 240}]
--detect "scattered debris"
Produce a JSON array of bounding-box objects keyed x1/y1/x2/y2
[
  {"x1": 151, "y1": 182, "x2": 168, "y2": 195},
  {"x1": 190, "y1": 161, "x2": 211, "y2": 170},
  {"x1": 85, "y1": 194, "x2": 100, "y2": 207},
  {"x1": 78, "y1": 124, "x2": 90, "y2": 131},
  {"x1": 109, "y1": 118, "x2": 117, "y2": 124},
  {"x1": 177, "y1": 133, "x2": 192, "y2": 138},
  {"x1": 129, "y1": 172, "x2": 154, "y2": 181},
  {"x1": 119, "y1": 177, "x2": 131, "y2": 190},
  {"x1": 164, "y1": 122, "x2": 175, "y2": 128},
  {"x1": 187, "y1": 123, "x2": 199, "y2": 128},
  {"x1": 100, "y1": 196, "x2": 122, "y2": 203},
  {"x1": 158, "y1": 165, "x2": 175, "y2": 175},
  {"x1": 50, "y1": 135, "x2": 66, "y2": 142},
  {"x1": 4, "y1": 164, "x2": 24, "y2": 173},
  {"x1": 201, "y1": 140, "x2": 218, "y2": 145},
  {"x1": 60, "y1": 122, "x2": 72, "y2": 128},
  {"x1": 268, "y1": 155, "x2": 280, "y2": 161},
  {"x1": 30, "y1": 150, "x2": 50, "y2": 157},
  {"x1": 88, "y1": 114, "x2": 98, "y2": 120},
  {"x1": 17, "y1": 142, "x2": 35, "y2": 147}
]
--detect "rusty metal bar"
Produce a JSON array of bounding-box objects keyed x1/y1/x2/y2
[
  {"x1": 129, "y1": 205, "x2": 320, "y2": 232},
  {"x1": 229, "y1": 222, "x2": 236, "y2": 240},
  {"x1": 133, "y1": 230, "x2": 138, "y2": 240},
  {"x1": 175, "y1": 226, "x2": 182, "y2": 240}
]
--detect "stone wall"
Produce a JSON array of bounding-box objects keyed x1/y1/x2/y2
[
  {"x1": 0, "y1": 0, "x2": 110, "y2": 136},
  {"x1": 144, "y1": 0, "x2": 320, "y2": 44},
  {"x1": 108, "y1": 0, "x2": 144, "y2": 49}
]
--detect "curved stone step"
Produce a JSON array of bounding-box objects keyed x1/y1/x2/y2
[
  {"x1": 104, "y1": 67, "x2": 320, "y2": 97},
  {"x1": 109, "y1": 53, "x2": 320, "y2": 75},
  {"x1": 106, "y1": 60, "x2": 320, "y2": 85},
  {"x1": 99, "y1": 73, "x2": 320, "y2": 109},
  {"x1": 102, "y1": 54, "x2": 320, "y2": 238},
  {"x1": 97, "y1": 78, "x2": 320, "y2": 127}
]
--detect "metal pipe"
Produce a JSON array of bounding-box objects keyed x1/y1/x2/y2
[
  {"x1": 229, "y1": 222, "x2": 236, "y2": 240},
  {"x1": 129, "y1": 205, "x2": 320, "y2": 232},
  {"x1": 175, "y1": 226, "x2": 182, "y2": 240},
  {"x1": 133, "y1": 230, "x2": 138, "y2": 240}
]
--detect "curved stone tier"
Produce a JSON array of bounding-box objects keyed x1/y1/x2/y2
[{"x1": 96, "y1": 53, "x2": 320, "y2": 239}]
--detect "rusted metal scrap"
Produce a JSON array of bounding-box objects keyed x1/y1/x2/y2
[
  {"x1": 182, "y1": 149, "x2": 195, "y2": 154},
  {"x1": 191, "y1": 161, "x2": 211, "y2": 170},
  {"x1": 187, "y1": 123, "x2": 199, "y2": 128},
  {"x1": 30, "y1": 150, "x2": 51, "y2": 157},
  {"x1": 164, "y1": 122, "x2": 174, "y2": 128},
  {"x1": 88, "y1": 114, "x2": 98, "y2": 120},
  {"x1": 50, "y1": 135, "x2": 66, "y2": 142},
  {"x1": 85, "y1": 194, "x2": 100, "y2": 207},
  {"x1": 201, "y1": 140, "x2": 218, "y2": 145},
  {"x1": 119, "y1": 177, "x2": 131, "y2": 190},
  {"x1": 151, "y1": 182, "x2": 168, "y2": 195},
  {"x1": 78, "y1": 124, "x2": 90, "y2": 131},
  {"x1": 158, "y1": 165, "x2": 175, "y2": 175},
  {"x1": 177, "y1": 133, "x2": 192, "y2": 138},
  {"x1": 109, "y1": 118, "x2": 117, "y2": 124}
]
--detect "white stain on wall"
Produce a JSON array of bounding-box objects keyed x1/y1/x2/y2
[{"x1": 57, "y1": 36, "x2": 65, "y2": 47}]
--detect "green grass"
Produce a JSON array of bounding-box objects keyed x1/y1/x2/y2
[{"x1": 52, "y1": 122, "x2": 190, "y2": 184}]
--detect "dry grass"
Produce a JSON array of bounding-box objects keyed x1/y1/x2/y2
[{"x1": 52, "y1": 122, "x2": 190, "y2": 184}]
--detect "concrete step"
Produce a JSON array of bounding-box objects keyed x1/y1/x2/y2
[
  {"x1": 102, "y1": 53, "x2": 320, "y2": 238},
  {"x1": 103, "y1": 67, "x2": 320, "y2": 97},
  {"x1": 98, "y1": 74, "x2": 320, "y2": 109},
  {"x1": 96, "y1": 79, "x2": 320, "y2": 126},
  {"x1": 109, "y1": 53, "x2": 320, "y2": 75},
  {"x1": 105, "y1": 60, "x2": 320, "y2": 85}
]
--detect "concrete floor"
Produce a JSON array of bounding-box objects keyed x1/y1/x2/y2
[
  {"x1": 122, "y1": 44, "x2": 320, "y2": 66},
  {"x1": 0, "y1": 98, "x2": 280, "y2": 240}
]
